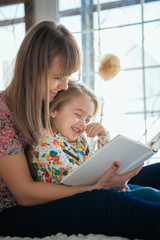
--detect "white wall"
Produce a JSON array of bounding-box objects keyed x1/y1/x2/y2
[{"x1": 34, "y1": 0, "x2": 58, "y2": 24}]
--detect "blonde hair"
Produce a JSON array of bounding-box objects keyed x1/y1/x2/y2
[
  {"x1": 6, "y1": 20, "x2": 81, "y2": 145},
  {"x1": 50, "y1": 80, "x2": 99, "y2": 124}
]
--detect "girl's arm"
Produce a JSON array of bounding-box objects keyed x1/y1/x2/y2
[{"x1": 97, "y1": 132, "x2": 110, "y2": 149}]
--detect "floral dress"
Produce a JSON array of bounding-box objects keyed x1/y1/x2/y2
[
  {"x1": 31, "y1": 130, "x2": 110, "y2": 183},
  {"x1": 0, "y1": 91, "x2": 26, "y2": 212}
]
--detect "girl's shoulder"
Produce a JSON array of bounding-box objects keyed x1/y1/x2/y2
[{"x1": 34, "y1": 130, "x2": 62, "y2": 149}]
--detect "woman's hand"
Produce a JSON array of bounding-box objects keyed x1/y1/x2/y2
[
  {"x1": 94, "y1": 161, "x2": 143, "y2": 191},
  {"x1": 86, "y1": 122, "x2": 107, "y2": 138}
]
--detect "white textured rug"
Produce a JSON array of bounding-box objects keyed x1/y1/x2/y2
[{"x1": 0, "y1": 233, "x2": 140, "y2": 240}]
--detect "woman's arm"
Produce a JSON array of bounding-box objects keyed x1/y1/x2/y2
[
  {"x1": 0, "y1": 153, "x2": 94, "y2": 206},
  {"x1": 0, "y1": 153, "x2": 143, "y2": 206}
]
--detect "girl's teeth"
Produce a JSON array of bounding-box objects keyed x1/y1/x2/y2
[{"x1": 72, "y1": 128, "x2": 79, "y2": 133}]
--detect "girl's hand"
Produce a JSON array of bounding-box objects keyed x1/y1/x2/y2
[
  {"x1": 94, "y1": 162, "x2": 143, "y2": 191},
  {"x1": 86, "y1": 122, "x2": 107, "y2": 138}
]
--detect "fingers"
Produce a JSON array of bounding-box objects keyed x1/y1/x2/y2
[
  {"x1": 120, "y1": 164, "x2": 143, "y2": 182},
  {"x1": 86, "y1": 123, "x2": 107, "y2": 138},
  {"x1": 86, "y1": 123, "x2": 101, "y2": 137},
  {"x1": 95, "y1": 161, "x2": 141, "y2": 192},
  {"x1": 121, "y1": 164, "x2": 143, "y2": 179},
  {"x1": 96, "y1": 162, "x2": 127, "y2": 191},
  {"x1": 95, "y1": 161, "x2": 120, "y2": 189},
  {"x1": 101, "y1": 161, "x2": 119, "y2": 178},
  {"x1": 95, "y1": 162, "x2": 143, "y2": 192},
  {"x1": 108, "y1": 161, "x2": 120, "y2": 173}
]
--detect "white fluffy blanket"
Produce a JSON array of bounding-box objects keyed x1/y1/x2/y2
[{"x1": 0, "y1": 233, "x2": 140, "y2": 240}]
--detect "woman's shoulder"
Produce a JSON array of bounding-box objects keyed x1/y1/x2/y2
[
  {"x1": 0, "y1": 90, "x2": 15, "y2": 126},
  {"x1": 0, "y1": 91, "x2": 26, "y2": 158},
  {"x1": 0, "y1": 90, "x2": 11, "y2": 117},
  {"x1": 0, "y1": 90, "x2": 8, "y2": 106}
]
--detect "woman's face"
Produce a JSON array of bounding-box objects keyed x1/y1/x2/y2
[
  {"x1": 41, "y1": 56, "x2": 70, "y2": 102},
  {"x1": 52, "y1": 94, "x2": 95, "y2": 141}
]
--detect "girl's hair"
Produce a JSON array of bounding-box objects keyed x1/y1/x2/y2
[
  {"x1": 50, "y1": 80, "x2": 99, "y2": 124},
  {"x1": 7, "y1": 20, "x2": 81, "y2": 145}
]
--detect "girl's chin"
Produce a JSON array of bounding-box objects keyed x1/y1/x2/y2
[
  {"x1": 69, "y1": 136, "x2": 77, "y2": 141},
  {"x1": 69, "y1": 133, "x2": 78, "y2": 141},
  {"x1": 67, "y1": 130, "x2": 81, "y2": 141}
]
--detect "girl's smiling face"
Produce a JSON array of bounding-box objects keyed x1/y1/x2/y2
[{"x1": 52, "y1": 94, "x2": 95, "y2": 141}]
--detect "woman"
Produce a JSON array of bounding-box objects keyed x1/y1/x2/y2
[{"x1": 0, "y1": 20, "x2": 160, "y2": 239}]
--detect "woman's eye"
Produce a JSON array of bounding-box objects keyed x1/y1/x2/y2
[{"x1": 54, "y1": 77, "x2": 61, "y2": 81}]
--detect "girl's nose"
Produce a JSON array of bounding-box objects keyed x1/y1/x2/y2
[
  {"x1": 59, "y1": 76, "x2": 69, "y2": 90},
  {"x1": 80, "y1": 120, "x2": 87, "y2": 129}
]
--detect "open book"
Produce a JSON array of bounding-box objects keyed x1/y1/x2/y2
[{"x1": 61, "y1": 132, "x2": 160, "y2": 186}]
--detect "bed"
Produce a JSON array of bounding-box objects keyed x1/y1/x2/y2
[{"x1": 0, "y1": 233, "x2": 140, "y2": 240}]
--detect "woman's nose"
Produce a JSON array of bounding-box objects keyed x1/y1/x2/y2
[{"x1": 59, "y1": 76, "x2": 69, "y2": 90}]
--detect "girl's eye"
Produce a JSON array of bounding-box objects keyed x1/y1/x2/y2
[{"x1": 75, "y1": 113, "x2": 81, "y2": 118}]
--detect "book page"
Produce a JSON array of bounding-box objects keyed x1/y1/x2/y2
[{"x1": 147, "y1": 132, "x2": 160, "y2": 152}]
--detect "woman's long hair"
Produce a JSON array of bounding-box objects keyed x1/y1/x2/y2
[{"x1": 6, "y1": 21, "x2": 81, "y2": 145}]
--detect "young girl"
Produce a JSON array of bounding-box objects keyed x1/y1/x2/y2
[
  {"x1": 31, "y1": 80, "x2": 110, "y2": 183},
  {"x1": 0, "y1": 20, "x2": 160, "y2": 239},
  {"x1": 31, "y1": 80, "x2": 160, "y2": 202}
]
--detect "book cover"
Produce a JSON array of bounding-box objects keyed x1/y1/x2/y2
[{"x1": 61, "y1": 133, "x2": 160, "y2": 186}]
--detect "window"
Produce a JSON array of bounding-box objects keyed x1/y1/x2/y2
[
  {"x1": 0, "y1": 0, "x2": 33, "y2": 90},
  {"x1": 58, "y1": 0, "x2": 160, "y2": 164}
]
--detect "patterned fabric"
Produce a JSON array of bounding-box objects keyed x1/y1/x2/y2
[
  {"x1": 31, "y1": 130, "x2": 110, "y2": 183},
  {"x1": 0, "y1": 91, "x2": 26, "y2": 212}
]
